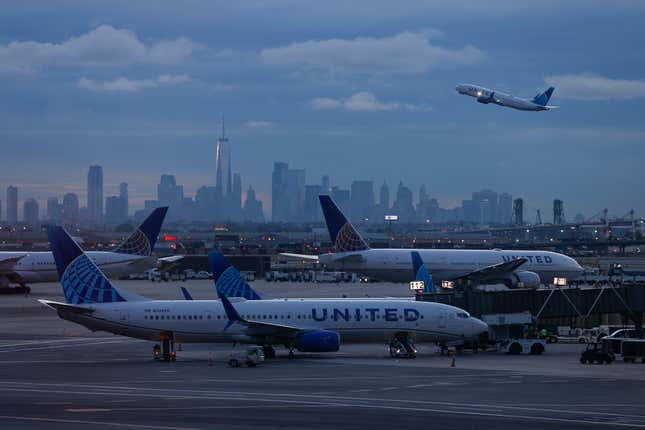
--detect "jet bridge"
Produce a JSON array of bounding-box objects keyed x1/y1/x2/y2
[{"x1": 417, "y1": 283, "x2": 645, "y2": 333}]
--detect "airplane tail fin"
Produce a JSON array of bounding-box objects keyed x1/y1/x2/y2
[
  {"x1": 411, "y1": 251, "x2": 434, "y2": 293},
  {"x1": 533, "y1": 87, "x2": 555, "y2": 106},
  {"x1": 318, "y1": 195, "x2": 370, "y2": 252},
  {"x1": 208, "y1": 251, "x2": 261, "y2": 300},
  {"x1": 114, "y1": 206, "x2": 168, "y2": 256},
  {"x1": 47, "y1": 226, "x2": 126, "y2": 305}
]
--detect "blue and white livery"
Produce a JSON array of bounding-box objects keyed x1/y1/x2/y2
[
  {"x1": 456, "y1": 84, "x2": 559, "y2": 111},
  {"x1": 0, "y1": 207, "x2": 168, "y2": 287},
  {"x1": 40, "y1": 230, "x2": 488, "y2": 360}
]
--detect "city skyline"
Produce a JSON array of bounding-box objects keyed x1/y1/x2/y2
[{"x1": 1, "y1": 2, "x2": 644, "y2": 219}]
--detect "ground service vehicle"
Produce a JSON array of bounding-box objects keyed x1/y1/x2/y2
[
  {"x1": 228, "y1": 347, "x2": 265, "y2": 367},
  {"x1": 580, "y1": 342, "x2": 615, "y2": 364}
]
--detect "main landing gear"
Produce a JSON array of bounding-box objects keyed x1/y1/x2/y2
[
  {"x1": 153, "y1": 332, "x2": 176, "y2": 362},
  {"x1": 262, "y1": 345, "x2": 276, "y2": 359},
  {"x1": 389, "y1": 334, "x2": 417, "y2": 359}
]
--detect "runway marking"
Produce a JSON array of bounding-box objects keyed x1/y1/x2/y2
[
  {"x1": 0, "y1": 415, "x2": 200, "y2": 430},
  {"x1": 2, "y1": 382, "x2": 645, "y2": 427},
  {"x1": 67, "y1": 408, "x2": 112, "y2": 412},
  {"x1": 492, "y1": 380, "x2": 522, "y2": 384},
  {"x1": 0, "y1": 339, "x2": 128, "y2": 353},
  {"x1": 541, "y1": 379, "x2": 568, "y2": 383},
  {"x1": 379, "y1": 387, "x2": 398, "y2": 391}
]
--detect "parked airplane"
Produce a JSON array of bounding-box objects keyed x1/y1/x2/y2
[
  {"x1": 281, "y1": 196, "x2": 583, "y2": 287},
  {"x1": 0, "y1": 207, "x2": 169, "y2": 287},
  {"x1": 40, "y1": 227, "x2": 488, "y2": 360},
  {"x1": 456, "y1": 84, "x2": 558, "y2": 111}
]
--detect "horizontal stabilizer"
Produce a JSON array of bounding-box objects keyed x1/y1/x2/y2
[
  {"x1": 279, "y1": 253, "x2": 320, "y2": 261},
  {"x1": 38, "y1": 299, "x2": 95, "y2": 315}
]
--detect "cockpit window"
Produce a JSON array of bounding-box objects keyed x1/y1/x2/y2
[{"x1": 456, "y1": 312, "x2": 469, "y2": 318}]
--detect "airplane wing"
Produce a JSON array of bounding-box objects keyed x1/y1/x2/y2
[
  {"x1": 220, "y1": 295, "x2": 301, "y2": 339},
  {"x1": 453, "y1": 257, "x2": 528, "y2": 283},
  {"x1": 0, "y1": 255, "x2": 27, "y2": 273},
  {"x1": 158, "y1": 255, "x2": 184, "y2": 263},
  {"x1": 38, "y1": 300, "x2": 95, "y2": 315},
  {"x1": 279, "y1": 253, "x2": 319, "y2": 261}
]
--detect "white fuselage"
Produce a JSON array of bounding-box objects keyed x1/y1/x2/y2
[
  {"x1": 54, "y1": 298, "x2": 488, "y2": 345},
  {"x1": 319, "y1": 248, "x2": 583, "y2": 283},
  {"x1": 456, "y1": 84, "x2": 549, "y2": 111},
  {"x1": 1, "y1": 251, "x2": 152, "y2": 283}
]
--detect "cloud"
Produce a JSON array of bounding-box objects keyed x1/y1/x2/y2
[
  {"x1": 0, "y1": 25, "x2": 197, "y2": 73},
  {"x1": 78, "y1": 74, "x2": 191, "y2": 92},
  {"x1": 261, "y1": 30, "x2": 485, "y2": 76},
  {"x1": 244, "y1": 120, "x2": 274, "y2": 128},
  {"x1": 545, "y1": 73, "x2": 645, "y2": 100},
  {"x1": 310, "y1": 92, "x2": 421, "y2": 111}
]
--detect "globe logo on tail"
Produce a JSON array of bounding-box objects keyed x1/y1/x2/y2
[
  {"x1": 61, "y1": 255, "x2": 126, "y2": 304},
  {"x1": 114, "y1": 229, "x2": 151, "y2": 256},
  {"x1": 335, "y1": 223, "x2": 369, "y2": 252}
]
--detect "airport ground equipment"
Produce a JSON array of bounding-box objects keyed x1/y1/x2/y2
[
  {"x1": 580, "y1": 342, "x2": 615, "y2": 364},
  {"x1": 618, "y1": 339, "x2": 645, "y2": 363},
  {"x1": 482, "y1": 312, "x2": 545, "y2": 355},
  {"x1": 228, "y1": 347, "x2": 265, "y2": 367}
]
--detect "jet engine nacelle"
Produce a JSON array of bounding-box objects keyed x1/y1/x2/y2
[
  {"x1": 477, "y1": 96, "x2": 492, "y2": 104},
  {"x1": 295, "y1": 330, "x2": 340, "y2": 352},
  {"x1": 505, "y1": 271, "x2": 541, "y2": 289}
]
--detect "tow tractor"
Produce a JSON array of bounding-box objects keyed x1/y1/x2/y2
[
  {"x1": 228, "y1": 346, "x2": 265, "y2": 367},
  {"x1": 482, "y1": 311, "x2": 546, "y2": 355},
  {"x1": 580, "y1": 342, "x2": 615, "y2": 364}
]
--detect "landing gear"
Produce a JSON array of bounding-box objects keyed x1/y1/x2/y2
[
  {"x1": 388, "y1": 334, "x2": 417, "y2": 359},
  {"x1": 263, "y1": 345, "x2": 276, "y2": 359},
  {"x1": 154, "y1": 332, "x2": 176, "y2": 362}
]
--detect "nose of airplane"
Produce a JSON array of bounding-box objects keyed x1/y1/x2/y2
[{"x1": 471, "y1": 317, "x2": 488, "y2": 337}]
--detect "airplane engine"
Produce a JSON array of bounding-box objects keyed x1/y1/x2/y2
[
  {"x1": 476, "y1": 96, "x2": 492, "y2": 104},
  {"x1": 295, "y1": 330, "x2": 340, "y2": 352},
  {"x1": 505, "y1": 271, "x2": 541, "y2": 288}
]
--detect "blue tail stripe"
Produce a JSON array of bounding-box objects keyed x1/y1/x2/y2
[
  {"x1": 411, "y1": 251, "x2": 435, "y2": 293},
  {"x1": 208, "y1": 251, "x2": 261, "y2": 300},
  {"x1": 48, "y1": 226, "x2": 126, "y2": 305},
  {"x1": 115, "y1": 206, "x2": 168, "y2": 256},
  {"x1": 318, "y1": 195, "x2": 369, "y2": 252},
  {"x1": 533, "y1": 87, "x2": 555, "y2": 106}
]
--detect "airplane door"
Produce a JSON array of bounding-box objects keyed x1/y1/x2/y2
[
  {"x1": 438, "y1": 311, "x2": 447, "y2": 329},
  {"x1": 115, "y1": 310, "x2": 129, "y2": 322}
]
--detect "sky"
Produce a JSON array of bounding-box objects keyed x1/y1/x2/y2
[{"x1": 1, "y1": 1, "x2": 644, "y2": 220}]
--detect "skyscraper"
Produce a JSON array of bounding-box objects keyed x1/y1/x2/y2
[
  {"x1": 119, "y1": 182, "x2": 128, "y2": 220},
  {"x1": 23, "y1": 198, "x2": 39, "y2": 227},
  {"x1": 321, "y1": 175, "x2": 331, "y2": 195},
  {"x1": 272, "y1": 162, "x2": 289, "y2": 222},
  {"x1": 62, "y1": 193, "x2": 79, "y2": 225},
  {"x1": 498, "y1": 192, "x2": 513, "y2": 224},
  {"x1": 472, "y1": 189, "x2": 498, "y2": 225},
  {"x1": 286, "y1": 169, "x2": 305, "y2": 222},
  {"x1": 350, "y1": 180, "x2": 374, "y2": 220},
  {"x1": 215, "y1": 119, "x2": 231, "y2": 198},
  {"x1": 243, "y1": 185, "x2": 264, "y2": 223},
  {"x1": 87, "y1": 165, "x2": 103, "y2": 224},
  {"x1": 105, "y1": 196, "x2": 125, "y2": 225},
  {"x1": 47, "y1": 197, "x2": 63, "y2": 222},
  {"x1": 6, "y1": 186, "x2": 17, "y2": 225},
  {"x1": 392, "y1": 182, "x2": 415, "y2": 222},
  {"x1": 304, "y1": 184, "x2": 323, "y2": 222},
  {"x1": 379, "y1": 182, "x2": 390, "y2": 213}
]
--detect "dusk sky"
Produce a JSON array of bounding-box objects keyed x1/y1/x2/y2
[{"x1": 1, "y1": 1, "x2": 644, "y2": 220}]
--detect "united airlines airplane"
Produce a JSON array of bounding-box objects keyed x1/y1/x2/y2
[
  {"x1": 0, "y1": 207, "x2": 169, "y2": 287},
  {"x1": 40, "y1": 227, "x2": 488, "y2": 360},
  {"x1": 456, "y1": 84, "x2": 558, "y2": 111},
  {"x1": 281, "y1": 196, "x2": 583, "y2": 287}
]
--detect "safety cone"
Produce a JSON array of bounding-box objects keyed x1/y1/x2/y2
[
  {"x1": 208, "y1": 352, "x2": 213, "y2": 367},
  {"x1": 450, "y1": 351, "x2": 456, "y2": 367}
]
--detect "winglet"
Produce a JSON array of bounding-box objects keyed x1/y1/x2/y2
[
  {"x1": 220, "y1": 294, "x2": 243, "y2": 330},
  {"x1": 180, "y1": 287, "x2": 193, "y2": 300},
  {"x1": 318, "y1": 195, "x2": 369, "y2": 252},
  {"x1": 208, "y1": 251, "x2": 261, "y2": 300},
  {"x1": 115, "y1": 206, "x2": 168, "y2": 256},
  {"x1": 411, "y1": 251, "x2": 434, "y2": 293}
]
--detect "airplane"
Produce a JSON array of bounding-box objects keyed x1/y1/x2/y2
[
  {"x1": 280, "y1": 196, "x2": 583, "y2": 287},
  {"x1": 40, "y1": 226, "x2": 488, "y2": 361},
  {"x1": 455, "y1": 84, "x2": 558, "y2": 111},
  {"x1": 0, "y1": 206, "x2": 170, "y2": 288}
]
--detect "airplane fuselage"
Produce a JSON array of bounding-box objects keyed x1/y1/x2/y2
[
  {"x1": 1, "y1": 251, "x2": 153, "y2": 283},
  {"x1": 456, "y1": 84, "x2": 550, "y2": 111},
  {"x1": 53, "y1": 298, "x2": 488, "y2": 345},
  {"x1": 318, "y1": 248, "x2": 583, "y2": 283}
]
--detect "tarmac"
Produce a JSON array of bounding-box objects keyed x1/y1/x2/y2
[{"x1": 0, "y1": 279, "x2": 644, "y2": 429}]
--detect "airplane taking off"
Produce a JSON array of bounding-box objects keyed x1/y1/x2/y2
[
  {"x1": 0, "y1": 207, "x2": 169, "y2": 288},
  {"x1": 40, "y1": 227, "x2": 488, "y2": 360},
  {"x1": 281, "y1": 196, "x2": 583, "y2": 287},
  {"x1": 456, "y1": 84, "x2": 558, "y2": 111}
]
